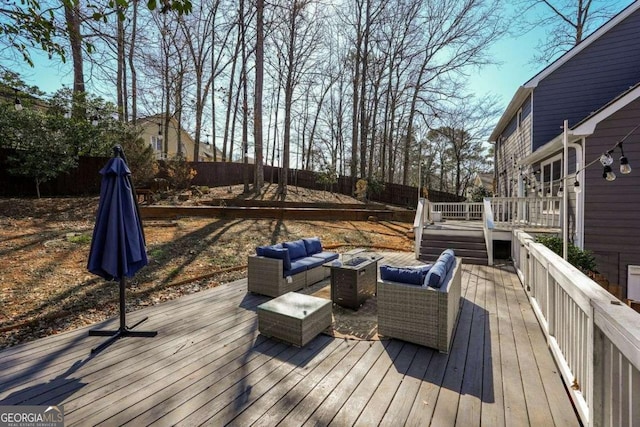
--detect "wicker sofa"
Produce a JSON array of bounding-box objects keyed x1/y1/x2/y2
[
  {"x1": 377, "y1": 254, "x2": 462, "y2": 353},
  {"x1": 248, "y1": 237, "x2": 338, "y2": 297}
]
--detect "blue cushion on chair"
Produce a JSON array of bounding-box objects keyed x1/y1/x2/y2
[
  {"x1": 309, "y1": 251, "x2": 339, "y2": 262},
  {"x1": 438, "y1": 249, "x2": 455, "y2": 271},
  {"x1": 283, "y1": 240, "x2": 308, "y2": 260},
  {"x1": 261, "y1": 246, "x2": 291, "y2": 270},
  {"x1": 424, "y1": 260, "x2": 448, "y2": 288},
  {"x1": 380, "y1": 265, "x2": 425, "y2": 285},
  {"x1": 303, "y1": 237, "x2": 323, "y2": 255},
  {"x1": 256, "y1": 243, "x2": 282, "y2": 256}
]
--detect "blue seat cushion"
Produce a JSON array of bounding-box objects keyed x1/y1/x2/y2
[
  {"x1": 261, "y1": 246, "x2": 291, "y2": 271},
  {"x1": 303, "y1": 237, "x2": 323, "y2": 255},
  {"x1": 256, "y1": 243, "x2": 282, "y2": 256},
  {"x1": 286, "y1": 257, "x2": 317, "y2": 277},
  {"x1": 283, "y1": 239, "x2": 308, "y2": 260},
  {"x1": 308, "y1": 251, "x2": 339, "y2": 262},
  {"x1": 380, "y1": 265, "x2": 428, "y2": 286},
  {"x1": 424, "y1": 259, "x2": 448, "y2": 288},
  {"x1": 437, "y1": 249, "x2": 455, "y2": 271}
]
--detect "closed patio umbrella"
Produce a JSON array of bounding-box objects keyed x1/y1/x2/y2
[{"x1": 87, "y1": 145, "x2": 156, "y2": 353}]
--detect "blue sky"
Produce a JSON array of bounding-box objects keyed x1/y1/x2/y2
[
  {"x1": 18, "y1": 34, "x2": 540, "y2": 113},
  {"x1": 13, "y1": 1, "x2": 633, "y2": 117}
]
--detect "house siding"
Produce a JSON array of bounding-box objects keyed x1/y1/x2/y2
[
  {"x1": 496, "y1": 95, "x2": 532, "y2": 196},
  {"x1": 532, "y1": 7, "x2": 640, "y2": 151},
  {"x1": 583, "y1": 97, "x2": 640, "y2": 297}
]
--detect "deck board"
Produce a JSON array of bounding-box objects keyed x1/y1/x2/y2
[{"x1": 0, "y1": 252, "x2": 580, "y2": 426}]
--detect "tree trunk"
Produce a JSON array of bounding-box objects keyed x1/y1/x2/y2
[
  {"x1": 222, "y1": 27, "x2": 241, "y2": 162},
  {"x1": 359, "y1": 0, "x2": 370, "y2": 180},
  {"x1": 128, "y1": 0, "x2": 138, "y2": 123},
  {"x1": 64, "y1": 1, "x2": 85, "y2": 119},
  {"x1": 240, "y1": 0, "x2": 249, "y2": 193},
  {"x1": 117, "y1": 11, "x2": 126, "y2": 121},
  {"x1": 253, "y1": 0, "x2": 265, "y2": 190}
]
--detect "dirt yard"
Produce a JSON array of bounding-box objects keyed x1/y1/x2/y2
[{"x1": 0, "y1": 184, "x2": 413, "y2": 349}]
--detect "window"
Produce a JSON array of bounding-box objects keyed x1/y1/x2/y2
[
  {"x1": 151, "y1": 135, "x2": 163, "y2": 152},
  {"x1": 517, "y1": 109, "x2": 523, "y2": 130},
  {"x1": 540, "y1": 155, "x2": 562, "y2": 213}
]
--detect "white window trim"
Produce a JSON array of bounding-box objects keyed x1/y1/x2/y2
[{"x1": 540, "y1": 154, "x2": 562, "y2": 213}]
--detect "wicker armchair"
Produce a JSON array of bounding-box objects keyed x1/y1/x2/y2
[
  {"x1": 377, "y1": 257, "x2": 462, "y2": 353},
  {"x1": 247, "y1": 256, "x2": 307, "y2": 297}
]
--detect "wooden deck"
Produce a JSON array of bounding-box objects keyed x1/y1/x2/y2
[{"x1": 0, "y1": 252, "x2": 580, "y2": 426}]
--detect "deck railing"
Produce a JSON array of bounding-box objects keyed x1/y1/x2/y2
[
  {"x1": 511, "y1": 229, "x2": 640, "y2": 427},
  {"x1": 429, "y1": 201, "x2": 483, "y2": 220},
  {"x1": 413, "y1": 198, "x2": 426, "y2": 259},
  {"x1": 426, "y1": 197, "x2": 561, "y2": 229}
]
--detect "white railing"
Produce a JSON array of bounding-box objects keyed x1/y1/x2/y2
[
  {"x1": 429, "y1": 201, "x2": 483, "y2": 220},
  {"x1": 482, "y1": 198, "x2": 494, "y2": 266},
  {"x1": 512, "y1": 229, "x2": 640, "y2": 427},
  {"x1": 491, "y1": 196, "x2": 561, "y2": 228},
  {"x1": 426, "y1": 198, "x2": 561, "y2": 229},
  {"x1": 413, "y1": 198, "x2": 426, "y2": 259}
]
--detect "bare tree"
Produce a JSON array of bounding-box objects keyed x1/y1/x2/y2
[
  {"x1": 512, "y1": 0, "x2": 629, "y2": 62},
  {"x1": 254, "y1": 0, "x2": 265, "y2": 190}
]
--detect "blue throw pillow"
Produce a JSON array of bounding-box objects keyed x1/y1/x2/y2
[
  {"x1": 438, "y1": 249, "x2": 455, "y2": 271},
  {"x1": 424, "y1": 260, "x2": 448, "y2": 288},
  {"x1": 303, "y1": 237, "x2": 323, "y2": 255},
  {"x1": 255, "y1": 243, "x2": 282, "y2": 256},
  {"x1": 261, "y1": 246, "x2": 291, "y2": 270},
  {"x1": 283, "y1": 239, "x2": 308, "y2": 260},
  {"x1": 380, "y1": 265, "x2": 424, "y2": 285}
]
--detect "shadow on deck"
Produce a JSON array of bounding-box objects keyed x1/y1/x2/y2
[{"x1": 0, "y1": 253, "x2": 579, "y2": 426}]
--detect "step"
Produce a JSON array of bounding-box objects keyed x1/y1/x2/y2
[
  {"x1": 419, "y1": 254, "x2": 488, "y2": 266},
  {"x1": 420, "y1": 247, "x2": 488, "y2": 259},
  {"x1": 421, "y1": 240, "x2": 487, "y2": 251}
]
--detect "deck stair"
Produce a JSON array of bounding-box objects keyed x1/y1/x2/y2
[{"x1": 419, "y1": 229, "x2": 488, "y2": 265}]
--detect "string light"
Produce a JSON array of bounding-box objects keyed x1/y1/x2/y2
[
  {"x1": 619, "y1": 142, "x2": 631, "y2": 174},
  {"x1": 13, "y1": 88, "x2": 23, "y2": 111}
]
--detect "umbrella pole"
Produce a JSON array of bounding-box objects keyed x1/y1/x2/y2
[{"x1": 89, "y1": 277, "x2": 157, "y2": 354}]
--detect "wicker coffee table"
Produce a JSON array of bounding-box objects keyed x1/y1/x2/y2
[
  {"x1": 325, "y1": 251, "x2": 383, "y2": 310},
  {"x1": 257, "y1": 292, "x2": 332, "y2": 347}
]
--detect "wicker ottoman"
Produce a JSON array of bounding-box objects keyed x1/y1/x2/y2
[{"x1": 257, "y1": 292, "x2": 332, "y2": 347}]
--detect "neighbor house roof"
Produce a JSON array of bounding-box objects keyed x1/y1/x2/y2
[{"x1": 489, "y1": 0, "x2": 640, "y2": 143}]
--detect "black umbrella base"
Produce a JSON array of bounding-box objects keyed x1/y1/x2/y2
[{"x1": 89, "y1": 316, "x2": 157, "y2": 353}]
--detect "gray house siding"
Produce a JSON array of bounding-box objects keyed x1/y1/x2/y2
[
  {"x1": 583, "y1": 97, "x2": 640, "y2": 297},
  {"x1": 496, "y1": 95, "x2": 532, "y2": 196},
  {"x1": 532, "y1": 7, "x2": 640, "y2": 151}
]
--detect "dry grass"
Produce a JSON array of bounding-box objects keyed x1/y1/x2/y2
[{"x1": 0, "y1": 185, "x2": 413, "y2": 349}]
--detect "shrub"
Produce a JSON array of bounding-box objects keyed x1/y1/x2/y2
[
  {"x1": 535, "y1": 235, "x2": 597, "y2": 273},
  {"x1": 161, "y1": 155, "x2": 197, "y2": 190}
]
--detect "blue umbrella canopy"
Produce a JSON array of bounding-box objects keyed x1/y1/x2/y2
[{"x1": 87, "y1": 153, "x2": 148, "y2": 281}]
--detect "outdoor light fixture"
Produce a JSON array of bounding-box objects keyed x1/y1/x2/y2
[
  {"x1": 619, "y1": 142, "x2": 631, "y2": 174},
  {"x1": 557, "y1": 186, "x2": 563, "y2": 197},
  {"x1": 91, "y1": 115, "x2": 99, "y2": 126},
  {"x1": 13, "y1": 89, "x2": 22, "y2": 111},
  {"x1": 603, "y1": 165, "x2": 616, "y2": 181},
  {"x1": 157, "y1": 122, "x2": 162, "y2": 135},
  {"x1": 597, "y1": 142, "x2": 632, "y2": 179},
  {"x1": 574, "y1": 180, "x2": 581, "y2": 194},
  {"x1": 600, "y1": 152, "x2": 614, "y2": 166}
]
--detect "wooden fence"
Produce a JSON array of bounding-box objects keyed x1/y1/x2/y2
[{"x1": 0, "y1": 152, "x2": 464, "y2": 206}]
